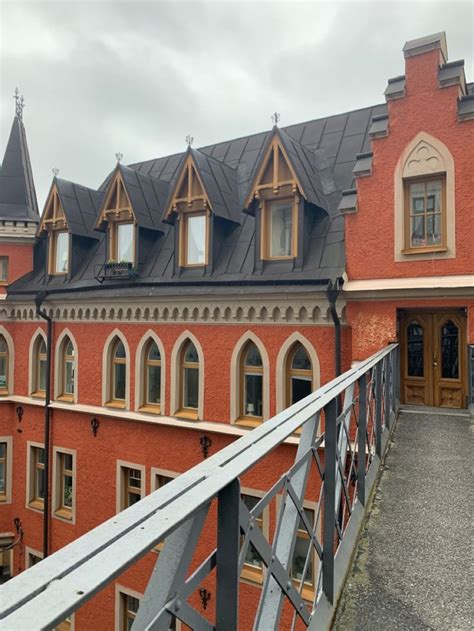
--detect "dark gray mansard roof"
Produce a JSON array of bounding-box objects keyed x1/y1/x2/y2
[
  {"x1": 54, "y1": 178, "x2": 104, "y2": 238},
  {"x1": 9, "y1": 102, "x2": 388, "y2": 299},
  {"x1": 0, "y1": 116, "x2": 39, "y2": 222}
]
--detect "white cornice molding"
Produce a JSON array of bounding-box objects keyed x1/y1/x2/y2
[{"x1": 343, "y1": 275, "x2": 474, "y2": 298}]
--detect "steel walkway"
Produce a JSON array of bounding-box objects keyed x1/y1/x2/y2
[{"x1": 333, "y1": 408, "x2": 473, "y2": 631}]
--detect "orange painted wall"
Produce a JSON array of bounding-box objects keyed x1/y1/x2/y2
[
  {"x1": 345, "y1": 48, "x2": 474, "y2": 281},
  {"x1": 0, "y1": 242, "x2": 35, "y2": 294}
]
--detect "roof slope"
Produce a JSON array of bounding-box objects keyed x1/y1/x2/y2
[
  {"x1": 54, "y1": 178, "x2": 104, "y2": 238},
  {"x1": 118, "y1": 164, "x2": 170, "y2": 231},
  {"x1": 0, "y1": 115, "x2": 39, "y2": 222}
]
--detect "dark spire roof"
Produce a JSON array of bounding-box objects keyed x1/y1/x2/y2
[{"x1": 0, "y1": 114, "x2": 39, "y2": 222}]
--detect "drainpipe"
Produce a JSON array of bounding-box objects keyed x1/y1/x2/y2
[
  {"x1": 326, "y1": 279, "x2": 342, "y2": 379},
  {"x1": 35, "y1": 292, "x2": 53, "y2": 558}
]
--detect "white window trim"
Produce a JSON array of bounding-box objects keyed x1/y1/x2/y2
[
  {"x1": 0, "y1": 326, "x2": 14, "y2": 395},
  {"x1": 135, "y1": 331, "x2": 166, "y2": 415},
  {"x1": 102, "y1": 329, "x2": 131, "y2": 410},
  {"x1": 170, "y1": 331, "x2": 205, "y2": 420},
  {"x1": 0, "y1": 435, "x2": 13, "y2": 504},
  {"x1": 114, "y1": 584, "x2": 142, "y2": 631},
  {"x1": 230, "y1": 331, "x2": 270, "y2": 424},
  {"x1": 150, "y1": 466, "x2": 178, "y2": 492},
  {"x1": 394, "y1": 131, "x2": 455, "y2": 261},
  {"x1": 28, "y1": 328, "x2": 47, "y2": 396},
  {"x1": 275, "y1": 332, "x2": 320, "y2": 413},
  {"x1": 26, "y1": 440, "x2": 45, "y2": 513},
  {"x1": 54, "y1": 328, "x2": 79, "y2": 403},
  {"x1": 52, "y1": 446, "x2": 77, "y2": 525},
  {"x1": 25, "y1": 546, "x2": 43, "y2": 568},
  {"x1": 116, "y1": 459, "x2": 146, "y2": 514}
]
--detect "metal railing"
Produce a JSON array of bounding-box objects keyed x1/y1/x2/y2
[{"x1": 0, "y1": 344, "x2": 399, "y2": 631}]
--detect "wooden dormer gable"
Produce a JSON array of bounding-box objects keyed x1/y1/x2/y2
[
  {"x1": 95, "y1": 168, "x2": 136, "y2": 231},
  {"x1": 37, "y1": 182, "x2": 69, "y2": 235},
  {"x1": 244, "y1": 128, "x2": 304, "y2": 210},
  {"x1": 164, "y1": 152, "x2": 212, "y2": 222}
]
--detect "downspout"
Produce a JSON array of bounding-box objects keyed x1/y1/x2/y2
[
  {"x1": 35, "y1": 292, "x2": 53, "y2": 558},
  {"x1": 326, "y1": 279, "x2": 342, "y2": 379}
]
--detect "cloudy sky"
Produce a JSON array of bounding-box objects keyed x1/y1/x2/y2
[{"x1": 0, "y1": 0, "x2": 472, "y2": 209}]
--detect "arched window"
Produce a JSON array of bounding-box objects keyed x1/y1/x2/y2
[
  {"x1": 32, "y1": 337, "x2": 47, "y2": 397},
  {"x1": 110, "y1": 338, "x2": 127, "y2": 406},
  {"x1": 286, "y1": 343, "x2": 313, "y2": 406},
  {"x1": 143, "y1": 340, "x2": 161, "y2": 411},
  {"x1": 240, "y1": 342, "x2": 263, "y2": 423},
  {"x1": 60, "y1": 337, "x2": 75, "y2": 400},
  {"x1": 180, "y1": 340, "x2": 199, "y2": 415},
  {"x1": 0, "y1": 335, "x2": 8, "y2": 394}
]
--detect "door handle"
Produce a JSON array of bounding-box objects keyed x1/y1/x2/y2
[{"x1": 433, "y1": 354, "x2": 438, "y2": 367}]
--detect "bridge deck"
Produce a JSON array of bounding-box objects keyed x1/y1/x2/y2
[{"x1": 333, "y1": 408, "x2": 473, "y2": 631}]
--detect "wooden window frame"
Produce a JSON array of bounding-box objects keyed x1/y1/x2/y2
[
  {"x1": 32, "y1": 337, "x2": 47, "y2": 399},
  {"x1": 0, "y1": 439, "x2": 8, "y2": 503},
  {"x1": 177, "y1": 340, "x2": 199, "y2": 420},
  {"x1": 150, "y1": 468, "x2": 178, "y2": 553},
  {"x1": 48, "y1": 230, "x2": 70, "y2": 276},
  {"x1": 403, "y1": 174, "x2": 447, "y2": 255},
  {"x1": 108, "y1": 338, "x2": 127, "y2": 409},
  {"x1": 286, "y1": 343, "x2": 313, "y2": 408},
  {"x1": 0, "y1": 256, "x2": 8, "y2": 284},
  {"x1": 108, "y1": 221, "x2": 137, "y2": 265},
  {"x1": 140, "y1": 339, "x2": 161, "y2": 414},
  {"x1": 0, "y1": 335, "x2": 8, "y2": 395},
  {"x1": 57, "y1": 337, "x2": 75, "y2": 402},
  {"x1": 53, "y1": 449, "x2": 75, "y2": 522},
  {"x1": 237, "y1": 342, "x2": 264, "y2": 428},
  {"x1": 178, "y1": 211, "x2": 209, "y2": 268},
  {"x1": 261, "y1": 197, "x2": 298, "y2": 260},
  {"x1": 27, "y1": 442, "x2": 45, "y2": 512},
  {"x1": 116, "y1": 461, "x2": 145, "y2": 513},
  {"x1": 25, "y1": 546, "x2": 43, "y2": 568}
]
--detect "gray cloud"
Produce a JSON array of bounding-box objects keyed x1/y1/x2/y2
[{"x1": 1, "y1": 1, "x2": 472, "y2": 209}]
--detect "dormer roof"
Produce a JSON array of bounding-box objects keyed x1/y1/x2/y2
[
  {"x1": 163, "y1": 147, "x2": 241, "y2": 224},
  {"x1": 0, "y1": 115, "x2": 39, "y2": 222}
]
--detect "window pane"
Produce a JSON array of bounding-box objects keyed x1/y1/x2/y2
[
  {"x1": 36, "y1": 468, "x2": 45, "y2": 500},
  {"x1": 427, "y1": 213, "x2": 442, "y2": 246},
  {"x1": 128, "y1": 469, "x2": 141, "y2": 488},
  {"x1": 117, "y1": 224, "x2": 134, "y2": 262},
  {"x1": 0, "y1": 337, "x2": 6, "y2": 352},
  {"x1": 39, "y1": 340, "x2": 46, "y2": 355},
  {"x1": 114, "y1": 364, "x2": 126, "y2": 400},
  {"x1": 0, "y1": 463, "x2": 5, "y2": 494},
  {"x1": 65, "y1": 340, "x2": 74, "y2": 356},
  {"x1": 147, "y1": 342, "x2": 160, "y2": 361},
  {"x1": 0, "y1": 257, "x2": 8, "y2": 281},
  {"x1": 244, "y1": 374, "x2": 262, "y2": 417},
  {"x1": 242, "y1": 495, "x2": 263, "y2": 568},
  {"x1": 65, "y1": 360, "x2": 74, "y2": 394},
  {"x1": 0, "y1": 443, "x2": 5, "y2": 458},
  {"x1": 186, "y1": 215, "x2": 206, "y2": 265},
  {"x1": 184, "y1": 342, "x2": 198, "y2": 363},
  {"x1": 407, "y1": 322, "x2": 424, "y2": 377},
  {"x1": 291, "y1": 377, "x2": 312, "y2": 405},
  {"x1": 115, "y1": 341, "x2": 126, "y2": 358},
  {"x1": 39, "y1": 359, "x2": 47, "y2": 391},
  {"x1": 37, "y1": 448, "x2": 45, "y2": 465},
  {"x1": 441, "y1": 320, "x2": 459, "y2": 379},
  {"x1": 183, "y1": 366, "x2": 199, "y2": 408},
  {"x1": 244, "y1": 343, "x2": 262, "y2": 367},
  {"x1": 55, "y1": 233, "x2": 69, "y2": 273},
  {"x1": 147, "y1": 365, "x2": 161, "y2": 404},
  {"x1": 270, "y1": 202, "x2": 293, "y2": 257},
  {"x1": 63, "y1": 476, "x2": 73, "y2": 508},
  {"x1": 0, "y1": 356, "x2": 6, "y2": 389},
  {"x1": 292, "y1": 535, "x2": 313, "y2": 585},
  {"x1": 64, "y1": 453, "x2": 73, "y2": 470},
  {"x1": 292, "y1": 346, "x2": 311, "y2": 370},
  {"x1": 426, "y1": 180, "x2": 442, "y2": 210},
  {"x1": 411, "y1": 215, "x2": 425, "y2": 247}
]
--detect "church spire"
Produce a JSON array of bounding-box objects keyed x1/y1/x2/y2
[{"x1": 0, "y1": 89, "x2": 39, "y2": 223}]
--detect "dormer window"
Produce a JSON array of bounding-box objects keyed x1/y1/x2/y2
[
  {"x1": 262, "y1": 199, "x2": 297, "y2": 259},
  {"x1": 112, "y1": 222, "x2": 135, "y2": 263},
  {"x1": 181, "y1": 213, "x2": 207, "y2": 266},
  {"x1": 37, "y1": 184, "x2": 70, "y2": 275}
]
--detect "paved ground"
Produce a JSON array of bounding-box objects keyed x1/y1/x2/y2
[{"x1": 333, "y1": 408, "x2": 473, "y2": 631}]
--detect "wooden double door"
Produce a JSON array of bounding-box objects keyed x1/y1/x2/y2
[{"x1": 400, "y1": 310, "x2": 467, "y2": 408}]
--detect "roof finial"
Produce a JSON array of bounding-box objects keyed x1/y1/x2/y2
[
  {"x1": 115, "y1": 152, "x2": 123, "y2": 163},
  {"x1": 13, "y1": 87, "x2": 25, "y2": 121},
  {"x1": 185, "y1": 134, "x2": 194, "y2": 148},
  {"x1": 271, "y1": 112, "x2": 280, "y2": 126},
  {"x1": 52, "y1": 168, "x2": 59, "y2": 178}
]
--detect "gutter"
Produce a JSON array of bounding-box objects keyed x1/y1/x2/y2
[{"x1": 34, "y1": 291, "x2": 53, "y2": 558}]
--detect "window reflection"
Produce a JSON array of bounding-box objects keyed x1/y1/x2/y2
[
  {"x1": 441, "y1": 320, "x2": 459, "y2": 379},
  {"x1": 117, "y1": 223, "x2": 134, "y2": 262},
  {"x1": 270, "y1": 202, "x2": 293, "y2": 257},
  {"x1": 407, "y1": 322, "x2": 424, "y2": 377},
  {"x1": 186, "y1": 215, "x2": 206, "y2": 265}
]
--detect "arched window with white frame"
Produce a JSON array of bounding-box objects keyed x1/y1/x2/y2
[
  {"x1": 102, "y1": 331, "x2": 130, "y2": 409},
  {"x1": 135, "y1": 332, "x2": 166, "y2": 414},
  {"x1": 231, "y1": 332, "x2": 270, "y2": 426},
  {"x1": 170, "y1": 332, "x2": 204, "y2": 420},
  {"x1": 0, "y1": 335, "x2": 9, "y2": 395},
  {"x1": 30, "y1": 332, "x2": 48, "y2": 398},
  {"x1": 276, "y1": 334, "x2": 320, "y2": 413},
  {"x1": 54, "y1": 331, "x2": 78, "y2": 402}
]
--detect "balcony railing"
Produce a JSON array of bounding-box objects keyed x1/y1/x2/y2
[
  {"x1": 94, "y1": 261, "x2": 139, "y2": 282},
  {"x1": 0, "y1": 344, "x2": 399, "y2": 631}
]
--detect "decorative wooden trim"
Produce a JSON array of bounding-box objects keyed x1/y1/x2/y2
[
  {"x1": 164, "y1": 154, "x2": 212, "y2": 221},
  {"x1": 37, "y1": 184, "x2": 68, "y2": 236}
]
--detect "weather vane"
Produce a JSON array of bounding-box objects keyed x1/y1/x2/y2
[
  {"x1": 13, "y1": 87, "x2": 25, "y2": 121},
  {"x1": 115, "y1": 152, "x2": 123, "y2": 163},
  {"x1": 52, "y1": 168, "x2": 59, "y2": 177},
  {"x1": 185, "y1": 134, "x2": 194, "y2": 148},
  {"x1": 271, "y1": 112, "x2": 280, "y2": 126}
]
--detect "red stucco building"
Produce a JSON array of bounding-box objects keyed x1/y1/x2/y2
[{"x1": 0, "y1": 32, "x2": 473, "y2": 630}]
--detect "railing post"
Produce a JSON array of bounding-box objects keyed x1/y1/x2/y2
[
  {"x1": 357, "y1": 374, "x2": 367, "y2": 506},
  {"x1": 375, "y1": 362, "x2": 383, "y2": 459},
  {"x1": 322, "y1": 398, "x2": 337, "y2": 604},
  {"x1": 395, "y1": 346, "x2": 401, "y2": 410},
  {"x1": 384, "y1": 354, "x2": 391, "y2": 430},
  {"x1": 216, "y1": 478, "x2": 240, "y2": 630}
]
